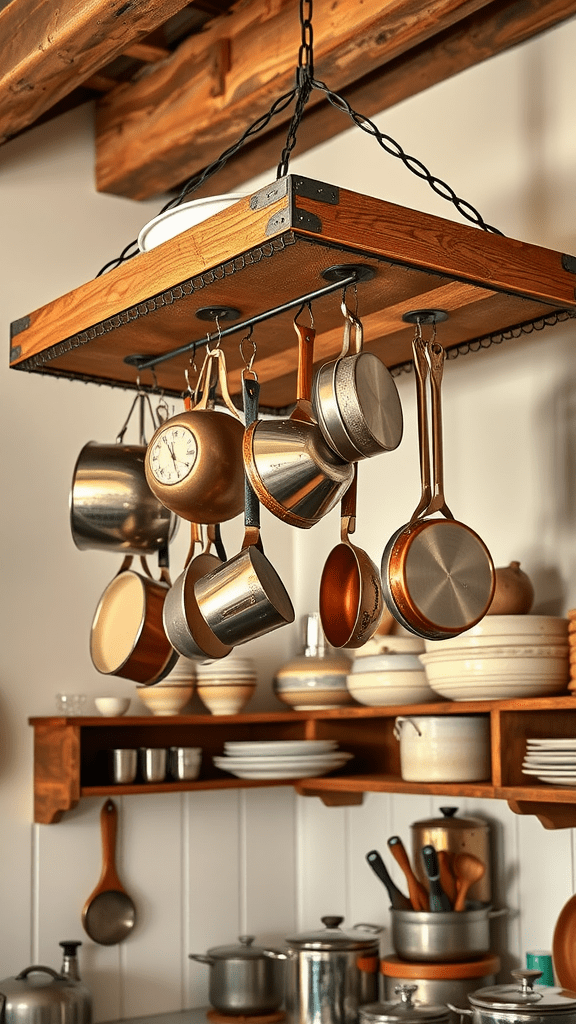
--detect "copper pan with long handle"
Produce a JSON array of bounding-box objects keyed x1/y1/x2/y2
[
  {"x1": 319, "y1": 465, "x2": 383, "y2": 649},
  {"x1": 381, "y1": 336, "x2": 494, "y2": 640},
  {"x1": 243, "y1": 321, "x2": 353, "y2": 529}
]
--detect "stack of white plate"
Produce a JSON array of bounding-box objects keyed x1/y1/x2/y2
[
  {"x1": 523, "y1": 738, "x2": 576, "y2": 786},
  {"x1": 420, "y1": 615, "x2": 569, "y2": 700},
  {"x1": 213, "y1": 739, "x2": 354, "y2": 779}
]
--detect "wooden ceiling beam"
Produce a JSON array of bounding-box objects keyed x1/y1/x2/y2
[
  {"x1": 94, "y1": 0, "x2": 496, "y2": 200},
  {"x1": 190, "y1": 0, "x2": 576, "y2": 200},
  {"x1": 0, "y1": 0, "x2": 193, "y2": 145}
]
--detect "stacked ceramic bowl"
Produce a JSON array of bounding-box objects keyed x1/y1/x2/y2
[
  {"x1": 420, "y1": 615, "x2": 570, "y2": 700},
  {"x1": 196, "y1": 655, "x2": 257, "y2": 715},
  {"x1": 136, "y1": 657, "x2": 196, "y2": 715},
  {"x1": 346, "y1": 635, "x2": 436, "y2": 707}
]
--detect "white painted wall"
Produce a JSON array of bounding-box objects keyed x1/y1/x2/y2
[{"x1": 2, "y1": 13, "x2": 576, "y2": 1019}]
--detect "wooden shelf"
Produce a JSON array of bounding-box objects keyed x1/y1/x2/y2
[
  {"x1": 29, "y1": 696, "x2": 576, "y2": 826},
  {"x1": 11, "y1": 175, "x2": 576, "y2": 410}
]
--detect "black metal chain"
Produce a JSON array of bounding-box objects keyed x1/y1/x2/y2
[{"x1": 97, "y1": 0, "x2": 502, "y2": 277}]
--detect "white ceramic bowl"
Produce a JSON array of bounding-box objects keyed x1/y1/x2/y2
[
  {"x1": 425, "y1": 635, "x2": 569, "y2": 653},
  {"x1": 347, "y1": 671, "x2": 436, "y2": 707},
  {"x1": 421, "y1": 644, "x2": 569, "y2": 661},
  {"x1": 95, "y1": 696, "x2": 130, "y2": 717},
  {"x1": 354, "y1": 635, "x2": 426, "y2": 657},
  {"x1": 138, "y1": 194, "x2": 246, "y2": 251},
  {"x1": 197, "y1": 682, "x2": 256, "y2": 715},
  {"x1": 136, "y1": 683, "x2": 194, "y2": 716},
  {"x1": 433, "y1": 615, "x2": 568, "y2": 640},
  {"x1": 426, "y1": 678, "x2": 569, "y2": 700},
  {"x1": 420, "y1": 651, "x2": 569, "y2": 700}
]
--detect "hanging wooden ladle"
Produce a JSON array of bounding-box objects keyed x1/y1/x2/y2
[
  {"x1": 381, "y1": 333, "x2": 495, "y2": 639},
  {"x1": 319, "y1": 465, "x2": 383, "y2": 648}
]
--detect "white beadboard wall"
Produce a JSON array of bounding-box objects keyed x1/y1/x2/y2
[{"x1": 2, "y1": 12, "x2": 576, "y2": 1020}]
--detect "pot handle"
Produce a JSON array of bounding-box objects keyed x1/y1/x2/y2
[
  {"x1": 393, "y1": 717, "x2": 422, "y2": 741},
  {"x1": 188, "y1": 954, "x2": 216, "y2": 966},
  {"x1": 446, "y1": 1006, "x2": 473, "y2": 1022},
  {"x1": 14, "y1": 967, "x2": 65, "y2": 981},
  {"x1": 262, "y1": 950, "x2": 294, "y2": 961},
  {"x1": 352, "y1": 922, "x2": 384, "y2": 934},
  {"x1": 488, "y1": 907, "x2": 508, "y2": 919}
]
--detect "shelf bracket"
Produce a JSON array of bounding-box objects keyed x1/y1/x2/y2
[
  {"x1": 33, "y1": 720, "x2": 81, "y2": 824},
  {"x1": 507, "y1": 800, "x2": 576, "y2": 830},
  {"x1": 297, "y1": 788, "x2": 365, "y2": 808}
]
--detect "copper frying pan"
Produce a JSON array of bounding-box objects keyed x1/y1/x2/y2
[
  {"x1": 319, "y1": 466, "x2": 383, "y2": 648},
  {"x1": 381, "y1": 337, "x2": 495, "y2": 640}
]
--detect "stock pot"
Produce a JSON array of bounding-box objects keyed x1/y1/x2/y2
[
  {"x1": 267, "y1": 915, "x2": 382, "y2": 1024},
  {"x1": 189, "y1": 935, "x2": 284, "y2": 1016},
  {"x1": 450, "y1": 969, "x2": 576, "y2": 1024}
]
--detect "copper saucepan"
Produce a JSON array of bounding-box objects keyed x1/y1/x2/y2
[
  {"x1": 90, "y1": 546, "x2": 178, "y2": 684},
  {"x1": 243, "y1": 321, "x2": 354, "y2": 529},
  {"x1": 162, "y1": 522, "x2": 232, "y2": 661},
  {"x1": 145, "y1": 348, "x2": 245, "y2": 524},
  {"x1": 381, "y1": 336, "x2": 495, "y2": 639},
  {"x1": 312, "y1": 300, "x2": 403, "y2": 462},
  {"x1": 195, "y1": 376, "x2": 295, "y2": 646},
  {"x1": 319, "y1": 465, "x2": 383, "y2": 648}
]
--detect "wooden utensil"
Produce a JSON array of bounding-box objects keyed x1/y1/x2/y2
[
  {"x1": 82, "y1": 799, "x2": 136, "y2": 945},
  {"x1": 437, "y1": 849, "x2": 457, "y2": 906},
  {"x1": 453, "y1": 852, "x2": 486, "y2": 911},
  {"x1": 387, "y1": 835, "x2": 428, "y2": 911}
]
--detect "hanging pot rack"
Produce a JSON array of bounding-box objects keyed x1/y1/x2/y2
[{"x1": 9, "y1": 0, "x2": 576, "y2": 413}]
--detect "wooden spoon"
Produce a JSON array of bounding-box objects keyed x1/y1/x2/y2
[
  {"x1": 387, "y1": 836, "x2": 428, "y2": 911},
  {"x1": 82, "y1": 799, "x2": 136, "y2": 945},
  {"x1": 437, "y1": 849, "x2": 457, "y2": 906},
  {"x1": 453, "y1": 852, "x2": 486, "y2": 911}
]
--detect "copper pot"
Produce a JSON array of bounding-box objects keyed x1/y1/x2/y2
[{"x1": 411, "y1": 807, "x2": 491, "y2": 904}]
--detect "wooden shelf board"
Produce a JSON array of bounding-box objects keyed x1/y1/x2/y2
[
  {"x1": 11, "y1": 177, "x2": 576, "y2": 409},
  {"x1": 296, "y1": 774, "x2": 497, "y2": 798},
  {"x1": 81, "y1": 778, "x2": 294, "y2": 796}
]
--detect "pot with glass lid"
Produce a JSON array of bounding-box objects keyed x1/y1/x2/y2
[
  {"x1": 359, "y1": 982, "x2": 451, "y2": 1024},
  {"x1": 449, "y1": 969, "x2": 576, "y2": 1024}
]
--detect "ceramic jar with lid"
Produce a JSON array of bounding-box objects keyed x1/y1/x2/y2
[
  {"x1": 410, "y1": 807, "x2": 491, "y2": 904},
  {"x1": 359, "y1": 982, "x2": 451, "y2": 1024},
  {"x1": 273, "y1": 613, "x2": 352, "y2": 709}
]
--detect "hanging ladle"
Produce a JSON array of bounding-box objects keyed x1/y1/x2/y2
[
  {"x1": 82, "y1": 799, "x2": 136, "y2": 946},
  {"x1": 319, "y1": 465, "x2": 383, "y2": 648}
]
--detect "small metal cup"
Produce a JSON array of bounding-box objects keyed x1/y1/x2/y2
[
  {"x1": 109, "y1": 748, "x2": 138, "y2": 784},
  {"x1": 194, "y1": 545, "x2": 294, "y2": 646},
  {"x1": 139, "y1": 747, "x2": 167, "y2": 783},
  {"x1": 169, "y1": 746, "x2": 202, "y2": 781}
]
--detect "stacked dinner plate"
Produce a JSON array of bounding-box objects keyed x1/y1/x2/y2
[
  {"x1": 522, "y1": 738, "x2": 576, "y2": 787},
  {"x1": 420, "y1": 615, "x2": 570, "y2": 700},
  {"x1": 213, "y1": 739, "x2": 354, "y2": 779}
]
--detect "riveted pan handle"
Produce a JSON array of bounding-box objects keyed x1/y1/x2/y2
[
  {"x1": 409, "y1": 336, "x2": 433, "y2": 522},
  {"x1": 242, "y1": 376, "x2": 262, "y2": 550},
  {"x1": 424, "y1": 340, "x2": 454, "y2": 519},
  {"x1": 291, "y1": 322, "x2": 316, "y2": 421}
]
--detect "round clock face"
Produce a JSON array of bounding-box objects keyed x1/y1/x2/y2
[{"x1": 148, "y1": 424, "x2": 198, "y2": 485}]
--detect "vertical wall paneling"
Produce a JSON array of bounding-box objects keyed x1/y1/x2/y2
[
  {"x1": 241, "y1": 787, "x2": 298, "y2": 945},
  {"x1": 516, "y1": 814, "x2": 572, "y2": 969},
  {"x1": 296, "y1": 794, "x2": 348, "y2": 929}
]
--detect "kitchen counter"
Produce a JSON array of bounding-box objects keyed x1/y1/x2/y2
[{"x1": 107, "y1": 1010, "x2": 211, "y2": 1024}]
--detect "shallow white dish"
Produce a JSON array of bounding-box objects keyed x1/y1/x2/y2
[
  {"x1": 426, "y1": 678, "x2": 568, "y2": 700},
  {"x1": 223, "y1": 739, "x2": 339, "y2": 756},
  {"x1": 214, "y1": 754, "x2": 354, "y2": 780},
  {"x1": 523, "y1": 752, "x2": 576, "y2": 763},
  {"x1": 525, "y1": 775, "x2": 576, "y2": 786},
  {"x1": 138, "y1": 194, "x2": 246, "y2": 251},
  {"x1": 215, "y1": 752, "x2": 350, "y2": 768},
  {"x1": 526, "y1": 738, "x2": 576, "y2": 748}
]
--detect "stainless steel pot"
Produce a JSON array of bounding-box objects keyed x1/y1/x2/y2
[
  {"x1": 0, "y1": 944, "x2": 92, "y2": 1024},
  {"x1": 391, "y1": 907, "x2": 506, "y2": 963},
  {"x1": 189, "y1": 935, "x2": 284, "y2": 1016},
  {"x1": 449, "y1": 969, "x2": 576, "y2": 1024},
  {"x1": 267, "y1": 915, "x2": 382, "y2": 1024},
  {"x1": 359, "y1": 983, "x2": 450, "y2": 1024}
]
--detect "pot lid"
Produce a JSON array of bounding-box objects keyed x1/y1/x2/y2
[
  {"x1": 206, "y1": 936, "x2": 274, "y2": 960},
  {"x1": 470, "y1": 971, "x2": 576, "y2": 1013},
  {"x1": 286, "y1": 916, "x2": 381, "y2": 950},
  {"x1": 360, "y1": 984, "x2": 448, "y2": 1024},
  {"x1": 411, "y1": 807, "x2": 489, "y2": 830}
]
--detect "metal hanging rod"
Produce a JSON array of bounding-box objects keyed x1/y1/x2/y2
[{"x1": 128, "y1": 267, "x2": 371, "y2": 372}]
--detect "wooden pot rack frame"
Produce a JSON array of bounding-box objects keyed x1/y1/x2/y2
[
  {"x1": 29, "y1": 696, "x2": 576, "y2": 827},
  {"x1": 10, "y1": 175, "x2": 576, "y2": 411}
]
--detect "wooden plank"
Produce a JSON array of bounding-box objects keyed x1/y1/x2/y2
[
  {"x1": 94, "y1": 0, "x2": 494, "y2": 199},
  {"x1": 191, "y1": 0, "x2": 576, "y2": 200},
  {"x1": 0, "y1": 0, "x2": 192, "y2": 145}
]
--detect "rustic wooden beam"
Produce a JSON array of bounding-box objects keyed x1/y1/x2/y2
[
  {"x1": 0, "y1": 0, "x2": 193, "y2": 145},
  {"x1": 187, "y1": 0, "x2": 576, "y2": 200},
  {"x1": 94, "y1": 0, "x2": 495, "y2": 200}
]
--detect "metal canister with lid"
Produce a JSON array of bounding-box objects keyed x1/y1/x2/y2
[
  {"x1": 271, "y1": 915, "x2": 382, "y2": 1024},
  {"x1": 359, "y1": 982, "x2": 451, "y2": 1024},
  {"x1": 450, "y1": 969, "x2": 576, "y2": 1024},
  {"x1": 411, "y1": 808, "x2": 491, "y2": 904}
]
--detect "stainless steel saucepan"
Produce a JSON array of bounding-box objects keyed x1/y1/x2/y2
[{"x1": 312, "y1": 300, "x2": 403, "y2": 462}]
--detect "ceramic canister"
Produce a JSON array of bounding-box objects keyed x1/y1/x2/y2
[{"x1": 273, "y1": 612, "x2": 352, "y2": 710}]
